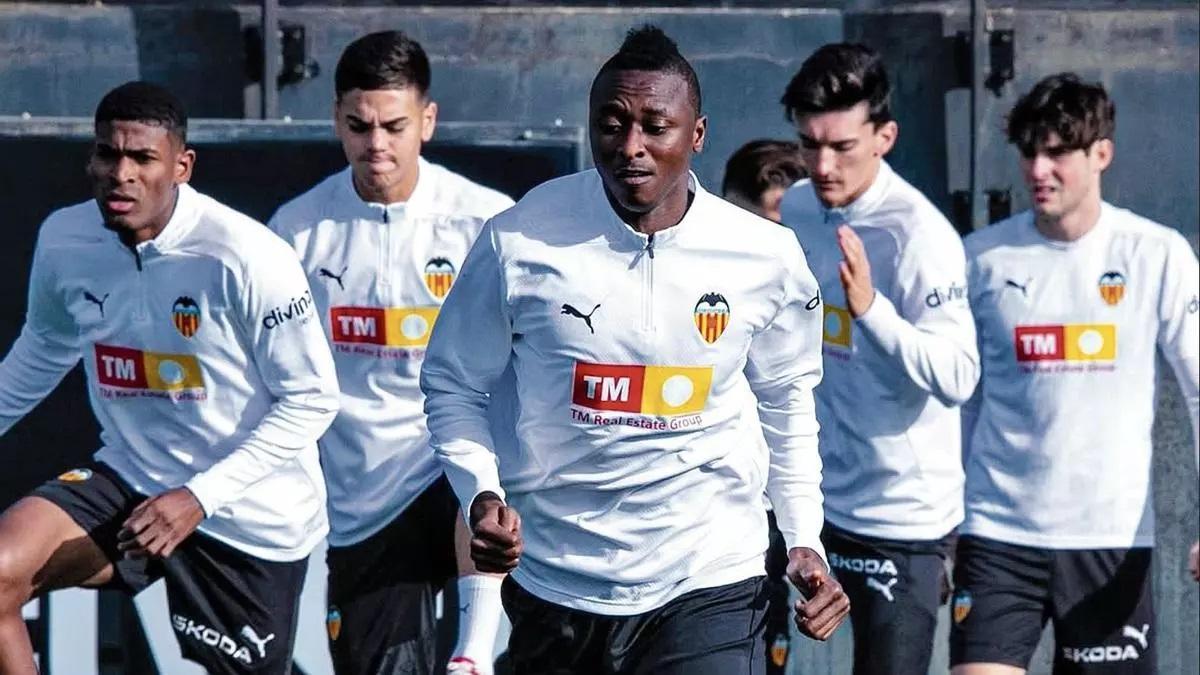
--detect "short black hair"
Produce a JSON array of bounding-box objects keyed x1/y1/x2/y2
[
  {"x1": 781, "y1": 43, "x2": 892, "y2": 126},
  {"x1": 94, "y1": 81, "x2": 187, "y2": 144},
  {"x1": 594, "y1": 25, "x2": 702, "y2": 115},
  {"x1": 722, "y1": 139, "x2": 806, "y2": 201},
  {"x1": 1007, "y1": 73, "x2": 1115, "y2": 156},
  {"x1": 335, "y1": 30, "x2": 431, "y2": 99}
]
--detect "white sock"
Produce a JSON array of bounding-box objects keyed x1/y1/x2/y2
[{"x1": 450, "y1": 574, "x2": 504, "y2": 674}]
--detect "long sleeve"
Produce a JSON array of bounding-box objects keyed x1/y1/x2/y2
[
  {"x1": 0, "y1": 241, "x2": 82, "y2": 435},
  {"x1": 421, "y1": 222, "x2": 513, "y2": 516},
  {"x1": 1156, "y1": 232, "x2": 1200, "y2": 468},
  {"x1": 855, "y1": 226, "x2": 980, "y2": 406},
  {"x1": 185, "y1": 247, "x2": 340, "y2": 516},
  {"x1": 960, "y1": 255, "x2": 988, "y2": 456},
  {"x1": 746, "y1": 240, "x2": 826, "y2": 563}
]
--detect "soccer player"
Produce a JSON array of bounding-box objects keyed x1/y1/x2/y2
[
  {"x1": 721, "y1": 139, "x2": 806, "y2": 224},
  {"x1": 0, "y1": 81, "x2": 339, "y2": 674},
  {"x1": 421, "y1": 26, "x2": 849, "y2": 675},
  {"x1": 778, "y1": 43, "x2": 980, "y2": 675},
  {"x1": 267, "y1": 31, "x2": 514, "y2": 675},
  {"x1": 720, "y1": 138, "x2": 808, "y2": 675},
  {"x1": 953, "y1": 73, "x2": 1199, "y2": 675}
]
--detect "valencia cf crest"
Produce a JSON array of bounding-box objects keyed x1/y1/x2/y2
[
  {"x1": 424, "y1": 258, "x2": 456, "y2": 299},
  {"x1": 952, "y1": 589, "x2": 972, "y2": 624},
  {"x1": 1098, "y1": 271, "x2": 1125, "y2": 306},
  {"x1": 694, "y1": 292, "x2": 730, "y2": 344},
  {"x1": 172, "y1": 296, "x2": 201, "y2": 338},
  {"x1": 57, "y1": 468, "x2": 93, "y2": 483},
  {"x1": 326, "y1": 607, "x2": 342, "y2": 641},
  {"x1": 770, "y1": 633, "x2": 789, "y2": 667}
]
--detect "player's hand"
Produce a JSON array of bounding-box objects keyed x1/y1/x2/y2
[
  {"x1": 786, "y1": 547, "x2": 850, "y2": 641},
  {"x1": 837, "y1": 225, "x2": 876, "y2": 317},
  {"x1": 1189, "y1": 540, "x2": 1199, "y2": 582},
  {"x1": 469, "y1": 492, "x2": 522, "y2": 573},
  {"x1": 117, "y1": 487, "x2": 205, "y2": 559}
]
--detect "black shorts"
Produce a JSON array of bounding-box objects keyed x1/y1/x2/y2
[
  {"x1": 764, "y1": 511, "x2": 791, "y2": 675},
  {"x1": 324, "y1": 476, "x2": 459, "y2": 675},
  {"x1": 502, "y1": 575, "x2": 768, "y2": 675},
  {"x1": 821, "y1": 521, "x2": 955, "y2": 675},
  {"x1": 950, "y1": 535, "x2": 1155, "y2": 674},
  {"x1": 30, "y1": 462, "x2": 307, "y2": 674}
]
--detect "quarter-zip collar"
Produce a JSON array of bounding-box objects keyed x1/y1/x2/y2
[
  {"x1": 820, "y1": 160, "x2": 893, "y2": 226},
  {"x1": 98, "y1": 183, "x2": 201, "y2": 266},
  {"x1": 599, "y1": 170, "x2": 708, "y2": 253},
  {"x1": 1024, "y1": 200, "x2": 1113, "y2": 251},
  {"x1": 137, "y1": 183, "x2": 200, "y2": 258},
  {"x1": 337, "y1": 156, "x2": 437, "y2": 224}
]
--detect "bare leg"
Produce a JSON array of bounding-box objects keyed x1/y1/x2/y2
[{"x1": 0, "y1": 497, "x2": 114, "y2": 675}]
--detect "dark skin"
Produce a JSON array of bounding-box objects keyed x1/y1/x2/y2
[
  {"x1": 471, "y1": 67, "x2": 850, "y2": 642},
  {"x1": 0, "y1": 119, "x2": 203, "y2": 673},
  {"x1": 468, "y1": 493, "x2": 522, "y2": 574},
  {"x1": 588, "y1": 68, "x2": 706, "y2": 235},
  {"x1": 88, "y1": 119, "x2": 195, "y2": 246},
  {"x1": 470, "y1": 492, "x2": 849, "y2": 641},
  {"x1": 87, "y1": 119, "x2": 205, "y2": 558},
  {"x1": 787, "y1": 547, "x2": 851, "y2": 640}
]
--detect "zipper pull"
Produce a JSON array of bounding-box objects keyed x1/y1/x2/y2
[{"x1": 646, "y1": 232, "x2": 655, "y2": 259}]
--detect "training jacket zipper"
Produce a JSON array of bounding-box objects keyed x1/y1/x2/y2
[
  {"x1": 125, "y1": 242, "x2": 149, "y2": 324},
  {"x1": 379, "y1": 206, "x2": 391, "y2": 293},
  {"x1": 643, "y1": 232, "x2": 655, "y2": 334}
]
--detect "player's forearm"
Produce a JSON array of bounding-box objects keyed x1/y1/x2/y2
[
  {"x1": 425, "y1": 383, "x2": 507, "y2": 521},
  {"x1": 1167, "y1": 358, "x2": 1200, "y2": 470},
  {"x1": 0, "y1": 328, "x2": 80, "y2": 436},
  {"x1": 185, "y1": 391, "x2": 338, "y2": 515},
  {"x1": 438, "y1": 437, "x2": 506, "y2": 525},
  {"x1": 765, "y1": 437, "x2": 827, "y2": 568},
  {"x1": 759, "y1": 387, "x2": 826, "y2": 567},
  {"x1": 855, "y1": 293, "x2": 980, "y2": 405}
]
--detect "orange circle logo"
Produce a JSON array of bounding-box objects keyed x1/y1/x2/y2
[{"x1": 57, "y1": 468, "x2": 93, "y2": 483}]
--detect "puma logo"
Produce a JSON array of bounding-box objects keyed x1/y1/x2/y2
[
  {"x1": 561, "y1": 303, "x2": 600, "y2": 334},
  {"x1": 84, "y1": 291, "x2": 110, "y2": 317},
  {"x1": 1004, "y1": 278, "x2": 1031, "y2": 297},
  {"x1": 1122, "y1": 623, "x2": 1150, "y2": 650},
  {"x1": 239, "y1": 625, "x2": 276, "y2": 659},
  {"x1": 319, "y1": 266, "x2": 348, "y2": 291},
  {"x1": 866, "y1": 576, "x2": 898, "y2": 603}
]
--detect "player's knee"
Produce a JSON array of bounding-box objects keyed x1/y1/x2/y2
[{"x1": 0, "y1": 548, "x2": 35, "y2": 612}]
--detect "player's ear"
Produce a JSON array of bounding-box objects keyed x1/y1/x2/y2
[
  {"x1": 421, "y1": 99, "x2": 438, "y2": 143},
  {"x1": 1091, "y1": 138, "x2": 1114, "y2": 173},
  {"x1": 174, "y1": 141, "x2": 195, "y2": 184},
  {"x1": 874, "y1": 120, "x2": 898, "y2": 157},
  {"x1": 692, "y1": 115, "x2": 707, "y2": 153}
]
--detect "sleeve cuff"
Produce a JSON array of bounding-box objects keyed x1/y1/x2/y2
[
  {"x1": 183, "y1": 476, "x2": 221, "y2": 518},
  {"x1": 854, "y1": 291, "x2": 904, "y2": 349},
  {"x1": 442, "y1": 462, "x2": 505, "y2": 525},
  {"x1": 463, "y1": 486, "x2": 508, "y2": 525},
  {"x1": 782, "y1": 530, "x2": 829, "y2": 572}
]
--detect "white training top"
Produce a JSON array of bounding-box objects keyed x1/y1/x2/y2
[
  {"x1": 421, "y1": 169, "x2": 826, "y2": 616},
  {"x1": 0, "y1": 184, "x2": 339, "y2": 561},
  {"x1": 269, "y1": 158, "x2": 514, "y2": 546},
  {"x1": 964, "y1": 203, "x2": 1199, "y2": 548},
  {"x1": 781, "y1": 162, "x2": 979, "y2": 541}
]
